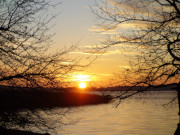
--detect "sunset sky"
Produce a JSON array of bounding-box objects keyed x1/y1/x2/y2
[{"x1": 51, "y1": 0, "x2": 133, "y2": 87}]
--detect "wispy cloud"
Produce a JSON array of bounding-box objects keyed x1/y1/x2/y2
[
  {"x1": 68, "y1": 72, "x2": 100, "y2": 82},
  {"x1": 61, "y1": 61, "x2": 73, "y2": 65},
  {"x1": 88, "y1": 25, "x2": 120, "y2": 34},
  {"x1": 118, "y1": 65, "x2": 130, "y2": 69},
  {"x1": 104, "y1": 49, "x2": 139, "y2": 55},
  {"x1": 89, "y1": 25, "x2": 117, "y2": 32},
  {"x1": 106, "y1": 0, "x2": 169, "y2": 21},
  {"x1": 70, "y1": 50, "x2": 105, "y2": 55},
  {"x1": 89, "y1": 22, "x2": 148, "y2": 35},
  {"x1": 70, "y1": 48, "x2": 139, "y2": 56}
]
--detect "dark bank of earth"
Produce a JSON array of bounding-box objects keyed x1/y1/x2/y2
[
  {"x1": 0, "y1": 86, "x2": 112, "y2": 110},
  {"x1": 0, "y1": 86, "x2": 112, "y2": 135}
]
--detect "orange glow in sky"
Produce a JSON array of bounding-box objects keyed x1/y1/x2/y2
[
  {"x1": 52, "y1": 0, "x2": 131, "y2": 87},
  {"x1": 73, "y1": 74, "x2": 91, "y2": 82}
]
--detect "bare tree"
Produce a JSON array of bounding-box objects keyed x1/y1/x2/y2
[
  {"x1": 0, "y1": 0, "x2": 80, "y2": 88},
  {"x1": 0, "y1": 0, "x2": 81, "y2": 134},
  {"x1": 92, "y1": 0, "x2": 180, "y2": 134}
]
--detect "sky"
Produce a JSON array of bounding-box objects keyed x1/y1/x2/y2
[{"x1": 51, "y1": 0, "x2": 131, "y2": 87}]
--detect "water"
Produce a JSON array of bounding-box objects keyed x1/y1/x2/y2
[{"x1": 56, "y1": 91, "x2": 178, "y2": 135}]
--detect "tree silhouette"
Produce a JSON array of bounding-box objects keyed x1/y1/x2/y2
[
  {"x1": 0, "y1": 0, "x2": 79, "y2": 88},
  {"x1": 0, "y1": 0, "x2": 80, "y2": 134},
  {"x1": 93, "y1": 0, "x2": 179, "y2": 134}
]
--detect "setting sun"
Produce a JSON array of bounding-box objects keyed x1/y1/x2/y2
[{"x1": 79, "y1": 82, "x2": 87, "y2": 89}]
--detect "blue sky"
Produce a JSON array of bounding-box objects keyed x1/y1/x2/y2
[{"x1": 53, "y1": 0, "x2": 101, "y2": 47}]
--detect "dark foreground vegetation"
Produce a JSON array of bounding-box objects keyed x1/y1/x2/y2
[
  {"x1": 0, "y1": 86, "x2": 112, "y2": 110},
  {"x1": 0, "y1": 86, "x2": 112, "y2": 135},
  {"x1": 0, "y1": 126, "x2": 50, "y2": 135}
]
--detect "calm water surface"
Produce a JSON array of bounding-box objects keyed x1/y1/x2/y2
[{"x1": 56, "y1": 91, "x2": 178, "y2": 135}]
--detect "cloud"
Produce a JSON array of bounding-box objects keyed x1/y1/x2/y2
[
  {"x1": 79, "y1": 44, "x2": 107, "y2": 49},
  {"x1": 61, "y1": 61, "x2": 73, "y2": 65},
  {"x1": 68, "y1": 72, "x2": 101, "y2": 82},
  {"x1": 89, "y1": 22, "x2": 148, "y2": 35},
  {"x1": 71, "y1": 50, "x2": 113, "y2": 56},
  {"x1": 89, "y1": 25, "x2": 117, "y2": 32},
  {"x1": 100, "y1": 31, "x2": 119, "y2": 35},
  {"x1": 70, "y1": 44, "x2": 108, "y2": 56},
  {"x1": 102, "y1": 49, "x2": 139, "y2": 56},
  {"x1": 70, "y1": 47, "x2": 139, "y2": 56},
  {"x1": 107, "y1": 0, "x2": 166, "y2": 20},
  {"x1": 118, "y1": 65, "x2": 130, "y2": 69},
  {"x1": 92, "y1": 0, "x2": 165, "y2": 34},
  {"x1": 88, "y1": 25, "x2": 120, "y2": 34},
  {"x1": 70, "y1": 50, "x2": 105, "y2": 56}
]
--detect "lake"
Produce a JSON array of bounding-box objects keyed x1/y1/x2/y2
[{"x1": 54, "y1": 91, "x2": 178, "y2": 135}]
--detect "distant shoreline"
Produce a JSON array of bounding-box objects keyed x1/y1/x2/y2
[{"x1": 0, "y1": 84, "x2": 177, "y2": 94}]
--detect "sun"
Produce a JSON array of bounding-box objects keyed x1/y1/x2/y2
[{"x1": 79, "y1": 82, "x2": 87, "y2": 89}]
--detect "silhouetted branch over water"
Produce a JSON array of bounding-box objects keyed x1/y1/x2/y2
[{"x1": 92, "y1": 0, "x2": 180, "y2": 134}]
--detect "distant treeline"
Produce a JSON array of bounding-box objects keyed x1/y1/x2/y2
[{"x1": 89, "y1": 84, "x2": 178, "y2": 91}]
